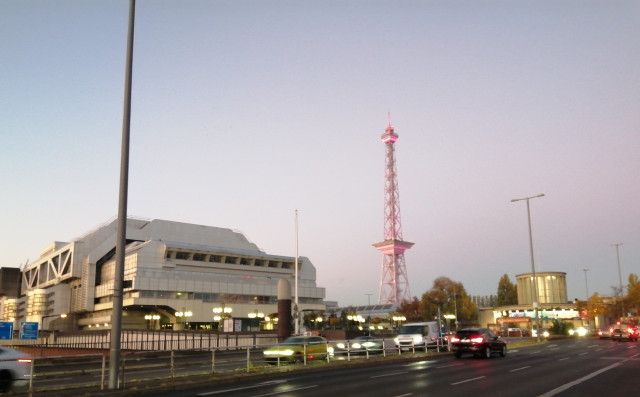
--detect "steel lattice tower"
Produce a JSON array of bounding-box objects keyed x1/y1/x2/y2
[{"x1": 373, "y1": 120, "x2": 413, "y2": 304}]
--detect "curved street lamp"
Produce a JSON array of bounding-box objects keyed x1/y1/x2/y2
[{"x1": 511, "y1": 193, "x2": 544, "y2": 342}]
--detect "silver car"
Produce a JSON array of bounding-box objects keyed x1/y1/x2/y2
[{"x1": 0, "y1": 347, "x2": 32, "y2": 392}]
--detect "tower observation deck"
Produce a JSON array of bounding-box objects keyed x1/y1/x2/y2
[{"x1": 373, "y1": 121, "x2": 413, "y2": 304}]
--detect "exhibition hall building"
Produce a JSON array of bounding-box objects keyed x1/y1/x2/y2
[{"x1": 0, "y1": 218, "x2": 326, "y2": 332}]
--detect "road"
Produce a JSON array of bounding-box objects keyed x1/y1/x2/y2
[{"x1": 142, "y1": 338, "x2": 639, "y2": 397}]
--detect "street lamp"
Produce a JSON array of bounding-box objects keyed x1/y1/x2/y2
[
  {"x1": 582, "y1": 269, "x2": 589, "y2": 301},
  {"x1": 392, "y1": 315, "x2": 406, "y2": 329},
  {"x1": 612, "y1": 243, "x2": 624, "y2": 317},
  {"x1": 511, "y1": 193, "x2": 544, "y2": 342},
  {"x1": 213, "y1": 305, "x2": 232, "y2": 331},
  {"x1": 175, "y1": 310, "x2": 192, "y2": 330},
  {"x1": 145, "y1": 314, "x2": 160, "y2": 330},
  {"x1": 41, "y1": 313, "x2": 67, "y2": 332}
]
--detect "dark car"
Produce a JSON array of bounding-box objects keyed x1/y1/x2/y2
[
  {"x1": 450, "y1": 328, "x2": 507, "y2": 359},
  {"x1": 611, "y1": 322, "x2": 638, "y2": 342}
]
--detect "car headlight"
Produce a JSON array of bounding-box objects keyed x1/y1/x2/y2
[
  {"x1": 352, "y1": 343, "x2": 362, "y2": 349},
  {"x1": 542, "y1": 331, "x2": 550, "y2": 338},
  {"x1": 336, "y1": 342, "x2": 346, "y2": 349},
  {"x1": 393, "y1": 337, "x2": 399, "y2": 344},
  {"x1": 413, "y1": 336, "x2": 423, "y2": 344}
]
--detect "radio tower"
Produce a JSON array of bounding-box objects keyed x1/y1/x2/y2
[{"x1": 373, "y1": 117, "x2": 413, "y2": 304}]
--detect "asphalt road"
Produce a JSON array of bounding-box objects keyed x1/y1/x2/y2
[{"x1": 143, "y1": 338, "x2": 640, "y2": 397}]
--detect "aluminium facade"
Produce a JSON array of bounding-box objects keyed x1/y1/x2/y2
[{"x1": 4, "y1": 218, "x2": 325, "y2": 331}]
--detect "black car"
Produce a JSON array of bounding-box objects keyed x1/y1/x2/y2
[{"x1": 449, "y1": 328, "x2": 507, "y2": 359}]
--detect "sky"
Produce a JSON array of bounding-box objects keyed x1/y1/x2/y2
[{"x1": 2, "y1": 0, "x2": 639, "y2": 308}]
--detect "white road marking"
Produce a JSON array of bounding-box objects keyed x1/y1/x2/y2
[
  {"x1": 198, "y1": 380, "x2": 289, "y2": 395},
  {"x1": 254, "y1": 385, "x2": 318, "y2": 396},
  {"x1": 371, "y1": 371, "x2": 408, "y2": 378},
  {"x1": 510, "y1": 366, "x2": 531, "y2": 372},
  {"x1": 537, "y1": 362, "x2": 622, "y2": 397},
  {"x1": 451, "y1": 376, "x2": 485, "y2": 385}
]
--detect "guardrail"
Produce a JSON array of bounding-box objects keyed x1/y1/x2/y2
[{"x1": 16, "y1": 336, "x2": 453, "y2": 395}]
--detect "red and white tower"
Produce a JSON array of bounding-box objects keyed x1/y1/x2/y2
[{"x1": 373, "y1": 119, "x2": 413, "y2": 304}]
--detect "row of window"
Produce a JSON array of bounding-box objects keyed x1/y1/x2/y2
[{"x1": 166, "y1": 250, "x2": 295, "y2": 269}]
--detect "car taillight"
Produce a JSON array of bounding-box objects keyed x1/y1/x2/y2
[
  {"x1": 450, "y1": 336, "x2": 460, "y2": 343},
  {"x1": 470, "y1": 337, "x2": 484, "y2": 344}
]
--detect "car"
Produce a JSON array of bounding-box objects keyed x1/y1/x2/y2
[
  {"x1": 532, "y1": 327, "x2": 550, "y2": 339},
  {"x1": 0, "y1": 347, "x2": 32, "y2": 393},
  {"x1": 331, "y1": 335, "x2": 384, "y2": 356},
  {"x1": 568, "y1": 326, "x2": 589, "y2": 337},
  {"x1": 611, "y1": 322, "x2": 638, "y2": 342},
  {"x1": 450, "y1": 328, "x2": 507, "y2": 359},
  {"x1": 599, "y1": 326, "x2": 614, "y2": 339},
  {"x1": 263, "y1": 336, "x2": 329, "y2": 364}
]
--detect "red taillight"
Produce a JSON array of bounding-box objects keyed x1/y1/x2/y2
[
  {"x1": 450, "y1": 336, "x2": 460, "y2": 343},
  {"x1": 470, "y1": 337, "x2": 484, "y2": 344}
]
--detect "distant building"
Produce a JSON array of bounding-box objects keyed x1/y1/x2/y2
[
  {"x1": 0, "y1": 267, "x2": 21, "y2": 298},
  {"x1": 2, "y1": 218, "x2": 326, "y2": 332},
  {"x1": 479, "y1": 271, "x2": 582, "y2": 332}
]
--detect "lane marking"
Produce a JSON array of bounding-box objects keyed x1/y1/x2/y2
[
  {"x1": 451, "y1": 376, "x2": 485, "y2": 385},
  {"x1": 558, "y1": 357, "x2": 569, "y2": 361},
  {"x1": 371, "y1": 371, "x2": 408, "y2": 378},
  {"x1": 436, "y1": 363, "x2": 463, "y2": 369},
  {"x1": 537, "y1": 362, "x2": 621, "y2": 397},
  {"x1": 578, "y1": 352, "x2": 588, "y2": 356},
  {"x1": 510, "y1": 366, "x2": 530, "y2": 372},
  {"x1": 254, "y1": 385, "x2": 318, "y2": 397},
  {"x1": 198, "y1": 380, "x2": 289, "y2": 395}
]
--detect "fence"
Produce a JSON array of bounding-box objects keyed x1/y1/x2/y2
[{"x1": 1, "y1": 329, "x2": 279, "y2": 352}]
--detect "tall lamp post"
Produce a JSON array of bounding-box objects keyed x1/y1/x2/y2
[
  {"x1": 41, "y1": 313, "x2": 67, "y2": 332},
  {"x1": 582, "y1": 269, "x2": 589, "y2": 301},
  {"x1": 511, "y1": 193, "x2": 544, "y2": 342},
  {"x1": 213, "y1": 305, "x2": 232, "y2": 331},
  {"x1": 612, "y1": 243, "x2": 624, "y2": 317}
]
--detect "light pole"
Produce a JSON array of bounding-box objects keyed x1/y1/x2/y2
[
  {"x1": 612, "y1": 243, "x2": 624, "y2": 317},
  {"x1": 213, "y1": 305, "x2": 232, "y2": 331},
  {"x1": 175, "y1": 310, "x2": 192, "y2": 330},
  {"x1": 511, "y1": 193, "x2": 544, "y2": 342},
  {"x1": 145, "y1": 314, "x2": 160, "y2": 330},
  {"x1": 248, "y1": 310, "x2": 265, "y2": 331},
  {"x1": 392, "y1": 315, "x2": 406, "y2": 329},
  {"x1": 41, "y1": 313, "x2": 67, "y2": 332},
  {"x1": 582, "y1": 269, "x2": 589, "y2": 301}
]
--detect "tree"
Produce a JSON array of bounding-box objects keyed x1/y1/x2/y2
[
  {"x1": 496, "y1": 274, "x2": 518, "y2": 306},
  {"x1": 420, "y1": 277, "x2": 477, "y2": 325},
  {"x1": 625, "y1": 273, "x2": 640, "y2": 317},
  {"x1": 396, "y1": 297, "x2": 422, "y2": 322}
]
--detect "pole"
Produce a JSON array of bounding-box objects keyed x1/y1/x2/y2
[
  {"x1": 512, "y1": 194, "x2": 544, "y2": 342},
  {"x1": 294, "y1": 210, "x2": 299, "y2": 335},
  {"x1": 525, "y1": 198, "x2": 541, "y2": 343},
  {"x1": 583, "y1": 269, "x2": 589, "y2": 301},
  {"x1": 612, "y1": 243, "x2": 624, "y2": 317},
  {"x1": 109, "y1": 0, "x2": 135, "y2": 389}
]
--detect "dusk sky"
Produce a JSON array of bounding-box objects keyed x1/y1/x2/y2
[{"x1": 2, "y1": 1, "x2": 638, "y2": 307}]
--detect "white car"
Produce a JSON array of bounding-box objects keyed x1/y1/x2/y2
[{"x1": 0, "y1": 347, "x2": 32, "y2": 392}]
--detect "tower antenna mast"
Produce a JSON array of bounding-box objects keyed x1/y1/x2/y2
[{"x1": 373, "y1": 116, "x2": 413, "y2": 304}]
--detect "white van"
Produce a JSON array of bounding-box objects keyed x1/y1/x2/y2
[{"x1": 394, "y1": 321, "x2": 446, "y2": 351}]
